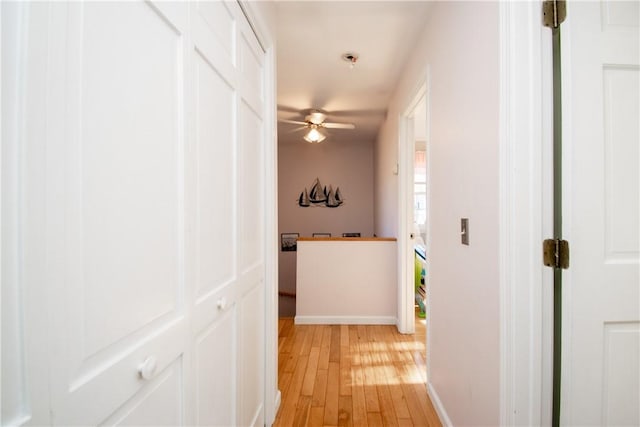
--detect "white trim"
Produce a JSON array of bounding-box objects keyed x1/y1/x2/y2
[
  {"x1": 273, "y1": 390, "x2": 281, "y2": 417},
  {"x1": 423, "y1": 70, "x2": 433, "y2": 385},
  {"x1": 397, "y1": 81, "x2": 427, "y2": 335},
  {"x1": 498, "y1": 2, "x2": 554, "y2": 425},
  {"x1": 293, "y1": 316, "x2": 397, "y2": 325},
  {"x1": 558, "y1": 9, "x2": 575, "y2": 426},
  {"x1": 397, "y1": 113, "x2": 414, "y2": 335},
  {"x1": 236, "y1": 2, "x2": 279, "y2": 426},
  {"x1": 427, "y1": 382, "x2": 452, "y2": 427}
]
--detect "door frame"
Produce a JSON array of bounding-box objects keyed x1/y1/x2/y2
[
  {"x1": 236, "y1": 1, "x2": 280, "y2": 424},
  {"x1": 398, "y1": 81, "x2": 428, "y2": 335},
  {"x1": 498, "y1": 2, "x2": 554, "y2": 425}
]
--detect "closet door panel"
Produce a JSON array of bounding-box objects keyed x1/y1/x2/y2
[
  {"x1": 47, "y1": 2, "x2": 189, "y2": 424},
  {"x1": 236, "y1": 16, "x2": 266, "y2": 423},
  {"x1": 194, "y1": 49, "x2": 236, "y2": 299},
  {"x1": 195, "y1": 307, "x2": 237, "y2": 426},
  {"x1": 189, "y1": 1, "x2": 242, "y2": 425}
]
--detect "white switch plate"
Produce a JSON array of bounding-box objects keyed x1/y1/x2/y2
[{"x1": 461, "y1": 218, "x2": 469, "y2": 245}]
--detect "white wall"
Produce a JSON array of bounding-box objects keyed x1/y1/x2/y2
[
  {"x1": 295, "y1": 240, "x2": 397, "y2": 324},
  {"x1": 374, "y1": 2, "x2": 500, "y2": 425},
  {"x1": 278, "y1": 140, "x2": 375, "y2": 317}
]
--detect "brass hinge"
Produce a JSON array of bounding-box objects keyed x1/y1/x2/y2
[
  {"x1": 543, "y1": 0, "x2": 567, "y2": 28},
  {"x1": 543, "y1": 239, "x2": 570, "y2": 269}
]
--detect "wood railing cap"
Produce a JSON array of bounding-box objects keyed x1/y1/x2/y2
[{"x1": 297, "y1": 237, "x2": 396, "y2": 242}]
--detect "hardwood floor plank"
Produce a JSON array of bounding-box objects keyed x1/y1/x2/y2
[
  {"x1": 366, "y1": 412, "x2": 383, "y2": 427},
  {"x1": 361, "y1": 352, "x2": 380, "y2": 413},
  {"x1": 387, "y1": 383, "x2": 411, "y2": 421},
  {"x1": 321, "y1": 324, "x2": 332, "y2": 348},
  {"x1": 350, "y1": 354, "x2": 368, "y2": 427},
  {"x1": 279, "y1": 371, "x2": 293, "y2": 398},
  {"x1": 311, "y1": 369, "x2": 328, "y2": 407},
  {"x1": 293, "y1": 395, "x2": 312, "y2": 427},
  {"x1": 302, "y1": 347, "x2": 321, "y2": 396},
  {"x1": 285, "y1": 354, "x2": 309, "y2": 407},
  {"x1": 318, "y1": 346, "x2": 331, "y2": 371},
  {"x1": 356, "y1": 325, "x2": 368, "y2": 351},
  {"x1": 397, "y1": 417, "x2": 413, "y2": 426},
  {"x1": 376, "y1": 384, "x2": 399, "y2": 426},
  {"x1": 312, "y1": 324, "x2": 326, "y2": 348},
  {"x1": 324, "y1": 361, "x2": 340, "y2": 426},
  {"x1": 281, "y1": 320, "x2": 296, "y2": 354},
  {"x1": 301, "y1": 325, "x2": 316, "y2": 356},
  {"x1": 339, "y1": 349, "x2": 352, "y2": 396},
  {"x1": 338, "y1": 395, "x2": 354, "y2": 427},
  {"x1": 279, "y1": 317, "x2": 293, "y2": 336},
  {"x1": 309, "y1": 406, "x2": 325, "y2": 426},
  {"x1": 411, "y1": 382, "x2": 441, "y2": 426},
  {"x1": 285, "y1": 328, "x2": 308, "y2": 372},
  {"x1": 340, "y1": 324, "x2": 350, "y2": 347},
  {"x1": 274, "y1": 317, "x2": 440, "y2": 427},
  {"x1": 351, "y1": 384, "x2": 368, "y2": 427},
  {"x1": 276, "y1": 400, "x2": 297, "y2": 427},
  {"x1": 349, "y1": 326, "x2": 362, "y2": 367},
  {"x1": 395, "y1": 363, "x2": 434, "y2": 426},
  {"x1": 329, "y1": 325, "x2": 341, "y2": 362}
]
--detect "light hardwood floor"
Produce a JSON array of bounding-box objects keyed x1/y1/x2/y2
[{"x1": 274, "y1": 316, "x2": 441, "y2": 427}]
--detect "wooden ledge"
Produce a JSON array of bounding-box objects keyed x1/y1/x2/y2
[{"x1": 297, "y1": 237, "x2": 397, "y2": 242}]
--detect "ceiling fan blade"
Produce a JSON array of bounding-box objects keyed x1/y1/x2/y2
[
  {"x1": 279, "y1": 119, "x2": 307, "y2": 125},
  {"x1": 277, "y1": 104, "x2": 303, "y2": 114},
  {"x1": 325, "y1": 108, "x2": 387, "y2": 117},
  {"x1": 323, "y1": 122, "x2": 355, "y2": 129},
  {"x1": 288, "y1": 126, "x2": 308, "y2": 133}
]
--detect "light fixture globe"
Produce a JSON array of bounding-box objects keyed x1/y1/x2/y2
[{"x1": 303, "y1": 127, "x2": 326, "y2": 143}]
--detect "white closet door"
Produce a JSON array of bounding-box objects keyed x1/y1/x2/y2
[
  {"x1": 562, "y1": 1, "x2": 639, "y2": 425},
  {"x1": 237, "y1": 12, "x2": 267, "y2": 427},
  {"x1": 44, "y1": 2, "x2": 190, "y2": 425},
  {"x1": 3, "y1": 1, "x2": 268, "y2": 425},
  {"x1": 189, "y1": 1, "x2": 266, "y2": 426},
  {"x1": 190, "y1": 1, "x2": 241, "y2": 425}
]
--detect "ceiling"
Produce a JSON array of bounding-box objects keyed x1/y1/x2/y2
[{"x1": 275, "y1": 1, "x2": 432, "y2": 145}]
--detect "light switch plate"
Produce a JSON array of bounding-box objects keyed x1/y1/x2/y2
[{"x1": 461, "y1": 218, "x2": 469, "y2": 245}]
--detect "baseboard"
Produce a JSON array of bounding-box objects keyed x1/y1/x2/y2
[
  {"x1": 274, "y1": 390, "x2": 281, "y2": 414},
  {"x1": 427, "y1": 381, "x2": 453, "y2": 427},
  {"x1": 249, "y1": 403, "x2": 264, "y2": 427},
  {"x1": 268, "y1": 389, "x2": 281, "y2": 426},
  {"x1": 294, "y1": 315, "x2": 397, "y2": 325}
]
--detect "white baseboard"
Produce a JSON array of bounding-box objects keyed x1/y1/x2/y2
[
  {"x1": 274, "y1": 389, "x2": 281, "y2": 410},
  {"x1": 427, "y1": 381, "x2": 453, "y2": 427},
  {"x1": 272, "y1": 390, "x2": 281, "y2": 425},
  {"x1": 294, "y1": 315, "x2": 397, "y2": 325}
]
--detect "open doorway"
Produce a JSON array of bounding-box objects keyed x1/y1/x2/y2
[
  {"x1": 412, "y1": 99, "x2": 428, "y2": 343},
  {"x1": 398, "y1": 82, "x2": 429, "y2": 341}
]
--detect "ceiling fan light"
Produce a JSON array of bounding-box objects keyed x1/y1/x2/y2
[{"x1": 304, "y1": 128, "x2": 326, "y2": 143}]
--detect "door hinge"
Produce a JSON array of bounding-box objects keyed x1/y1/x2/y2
[
  {"x1": 543, "y1": 0, "x2": 566, "y2": 28},
  {"x1": 543, "y1": 239, "x2": 570, "y2": 269}
]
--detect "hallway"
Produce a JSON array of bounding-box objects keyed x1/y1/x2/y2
[{"x1": 274, "y1": 317, "x2": 440, "y2": 426}]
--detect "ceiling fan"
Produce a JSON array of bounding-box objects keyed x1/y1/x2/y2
[{"x1": 279, "y1": 110, "x2": 355, "y2": 143}]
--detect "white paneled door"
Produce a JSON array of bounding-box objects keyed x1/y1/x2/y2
[
  {"x1": 2, "y1": 1, "x2": 268, "y2": 426},
  {"x1": 561, "y1": 1, "x2": 639, "y2": 425}
]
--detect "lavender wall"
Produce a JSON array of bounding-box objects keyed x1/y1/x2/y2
[
  {"x1": 374, "y1": 2, "x2": 500, "y2": 424},
  {"x1": 278, "y1": 140, "x2": 375, "y2": 317}
]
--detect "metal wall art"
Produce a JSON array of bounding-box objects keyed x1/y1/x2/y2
[{"x1": 298, "y1": 177, "x2": 344, "y2": 208}]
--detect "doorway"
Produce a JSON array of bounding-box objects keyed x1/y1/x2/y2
[
  {"x1": 398, "y1": 82, "x2": 429, "y2": 338},
  {"x1": 412, "y1": 95, "x2": 429, "y2": 372}
]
